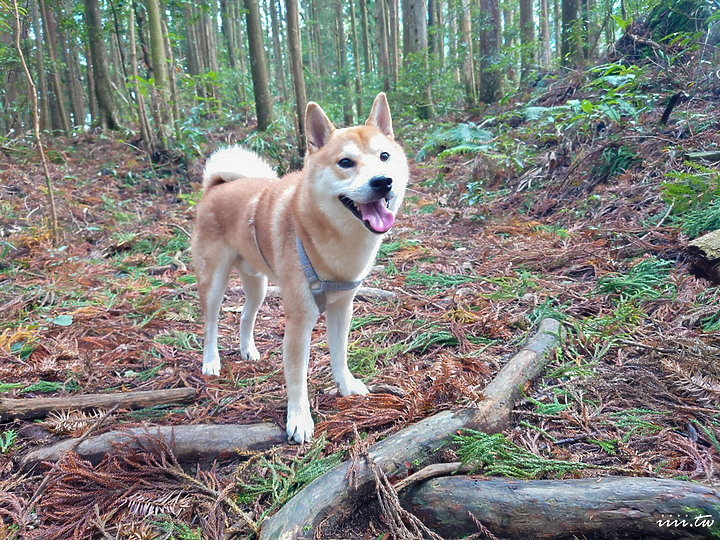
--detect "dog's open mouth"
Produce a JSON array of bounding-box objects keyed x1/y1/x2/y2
[{"x1": 339, "y1": 195, "x2": 395, "y2": 234}]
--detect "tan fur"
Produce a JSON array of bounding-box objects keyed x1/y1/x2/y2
[{"x1": 192, "y1": 93, "x2": 408, "y2": 443}]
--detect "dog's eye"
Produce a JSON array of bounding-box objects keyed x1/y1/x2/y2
[
  {"x1": 380, "y1": 152, "x2": 390, "y2": 162},
  {"x1": 338, "y1": 158, "x2": 355, "y2": 169}
]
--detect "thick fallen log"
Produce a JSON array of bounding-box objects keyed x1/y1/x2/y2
[
  {"x1": 0, "y1": 387, "x2": 197, "y2": 421},
  {"x1": 21, "y1": 423, "x2": 286, "y2": 470},
  {"x1": 260, "y1": 318, "x2": 562, "y2": 539},
  {"x1": 400, "y1": 476, "x2": 720, "y2": 539}
]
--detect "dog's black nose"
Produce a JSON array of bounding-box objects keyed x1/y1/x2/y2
[{"x1": 369, "y1": 175, "x2": 393, "y2": 196}]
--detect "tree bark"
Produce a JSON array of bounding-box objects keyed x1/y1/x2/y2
[
  {"x1": 269, "y1": 0, "x2": 288, "y2": 102},
  {"x1": 286, "y1": 0, "x2": 307, "y2": 153},
  {"x1": 30, "y1": 0, "x2": 51, "y2": 131},
  {"x1": 129, "y1": 1, "x2": 154, "y2": 153},
  {"x1": 376, "y1": 0, "x2": 392, "y2": 92},
  {"x1": 259, "y1": 319, "x2": 563, "y2": 539},
  {"x1": 145, "y1": 0, "x2": 171, "y2": 148},
  {"x1": 349, "y1": 0, "x2": 363, "y2": 119},
  {"x1": 22, "y1": 423, "x2": 287, "y2": 470},
  {"x1": 539, "y1": 0, "x2": 552, "y2": 67},
  {"x1": 519, "y1": 0, "x2": 535, "y2": 80},
  {"x1": 479, "y1": 0, "x2": 502, "y2": 102},
  {"x1": 359, "y1": 0, "x2": 372, "y2": 71},
  {"x1": 388, "y1": 0, "x2": 400, "y2": 84},
  {"x1": 401, "y1": 476, "x2": 720, "y2": 539},
  {"x1": 39, "y1": 0, "x2": 70, "y2": 134},
  {"x1": 460, "y1": 0, "x2": 476, "y2": 104},
  {"x1": 244, "y1": 0, "x2": 273, "y2": 130},
  {"x1": 335, "y1": 0, "x2": 353, "y2": 124},
  {"x1": 562, "y1": 0, "x2": 584, "y2": 67},
  {"x1": 84, "y1": 0, "x2": 119, "y2": 129},
  {"x1": 60, "y1": 0, "x2": 86, "y2": 128},
  {"x1": 405, "y1": 0, "x2": 434, "y2": 117}
]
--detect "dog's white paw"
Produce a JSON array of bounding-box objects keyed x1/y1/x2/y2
[
  {"x1": 202, "y1": 354, "x2": 221, "y2": 376},
  {"x1": 286, "y1": 409, "x2": 314, "y2": 444},
  {"x1": 338, "y1": 377, "x2": 369, "y2": 396},
  {"x1": 240, "y1": 344, "x2": 260, "y2": 361}
]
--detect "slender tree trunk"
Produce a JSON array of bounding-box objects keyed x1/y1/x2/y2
[
  {"x1": 405, "y1": 0, "x2": 434, "y2": 117},
  {"x1": 503, "y1": 8, "x2": 517, "y2": 85},
  {"x1": 269, "y1": 0, "x2": 288, "y2": 103},
  {"x1": 30, "y1": 0, "x2": 51, "y2": 131},
  {"x1": 554, "y1": 0, "x2": 561, "y2": 60},
  {"x1": 428, "y1": 0, "x2": 443, "y2": 67},
  {"x1": 39, "y1": 0, "x2": 70, "y2": 134},
  {"x1": 129, "y1": 1, "x2": 154, "y2": 154},
  {"x1": 310, "y1": 0, "x2": 324, "y2": 92},
  {"x1": 539, "y1": 0, "x2": 552, "y2": 67},
  {"x1": 448, "y1": 0, "x2": 460, "y2": 84},
  {"x1": 85, "y1": 43, "x2": 98, "y2": 122},
  {"x1": 145, "y1": 0, "x2": 171, "y2": 148},
  {"x1": 160, "y1": 13, "x2": 179, "y2": 124},
  {"x1": 562, "y1": 0, "x2": 584, "y2": 67},
  {"x1": 60, "y1": 1, "x2": 85, "y2": 128},
  {"x1": 84, "y1": 0, "x2": 119, "y2": 129},
  {"x1": 519, "y1": 0, "x2": 535, "y2": 80},
  {"x1": 479, "y1": 0, "x2": 502, "y2": 102},
  {"x1": 349, "y1": 0, "x2": 363, "y2": 119},
  {"x1": 359, "y1": 0, "x2": 372, "y2": 71},
  {"x1": 388, "y1": 0, "x2": 400, "y2": 83},
  {"x1": 376, "y1": 0, "x2": 392, "y2": 92},
  {"x1": 460, "y1": 0, "x2": 476, "y2": 104},
  {"x1": 604, "y1": 0, "x2": 613, "y2": 48},
  {"x1": 245, "y1": 0, "x2": 273, "y2": 130},
  {"x1": 286, "y1": 0, "x2": 307, "y2": 154},
  {"x1": 335, "y1": 0, "x2": 353, "y2": 124}
]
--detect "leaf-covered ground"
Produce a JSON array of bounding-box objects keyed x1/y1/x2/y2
[{"x1": 1, "y1": 50, "x2": 720, "y2": 538}]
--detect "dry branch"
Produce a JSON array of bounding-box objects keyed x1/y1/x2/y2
[
  {"x1": 21, "y1": 423, "x2": 286, "y2": 470},
  {"x1": 0, "y1": 387, "x2": 197, "y2": 421},
  {"x1": 260, "y1": 318, "x2": 562, "y2": 539},
  {"x1": 400, "y1": 476, "x2": 720, "y2": 539}
]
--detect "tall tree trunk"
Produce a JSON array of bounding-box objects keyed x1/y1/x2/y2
[
  {"x1": 286, "y1": 0, "x2": 307, "y2": 154},
  {"x1": 447, "y1": 0, "x2": 460, "y2": 84},
  {"x1": 561, "y1": 0, "x2": 584, "y2": 68},
  {"x1": 30, "y1": 0, "x2": 51, "y2": 131},
  {"x1": 161, "y1": 12, "x2": 179, "y2": 124},
  {"x1": 554, "y1": 0, "x2": 562, "y2": 60},
  {"x1": 405, "y1": 0, "x2": 434, "y2": 118},
  {"x1": 85, "y1": 43, "x2": 98, "y2": 123},
  {"x1": 84, "y1": 0, "x2": 119, "y2": 129},
  {"x1": 335, "y1": 0, "x2": 353, "y2": 124},
  {"x1": 428, "y1": 0, "x2": 443, "y2": 67},
  {"x1": 460, "y1": 0, "x2": 476, "y2": 104},
  {"x1": 349, "y1": 0, "x2": 363, "y2": 119},
  {"x1": 388, "y1": 0, "x2": 400, "y2": 83},
  {"x1": 0, "y1": 19, "x2": 23, "y2": 135},
  {"x1": 60, "y1": 0, "x2": 86, "y2": 127},
  {"x1": 244, "y1": 0, "x2": 273, "y2": 130},
  {"x1": 310, "y1": 0, "x2": 325, "y2": 92},
  {"x1": 145, "y1": 0, "x2": 171, "y2": 148},
  {"x1": 39, "y1": 0, "x2": 70, "y2": 134},
  {"x1": 359, "y1": 0, "x2": 372, "y2": 71},
  {"x1": 376, "y1": 0, "x2": 392, "y2": 92},
  {"x1": 479, "y1": 0, "x2": 502, "y2": 102},
  {"x1": 519, "y1": 0, "x2": 535, "y2": 80},
  {"x1": 503, "y1": 8, "x2": 517, "y2": 85},
  {"x1": 270, "y1": 0, "x2": 288, "y2": 103},
  {"x1": 129, "y1": 1, "x2": 154, "y2": 154},
  {"x1": 539, "y1": 0, "x2": 552, "y2": 67}
]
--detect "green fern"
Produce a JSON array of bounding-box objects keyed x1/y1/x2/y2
[
  {"x1": 595, "y1": 257, "x2": 673, "y2": 300},
  {"x1": 415, "y1": 122, "x2": 492, "y2": 161}
]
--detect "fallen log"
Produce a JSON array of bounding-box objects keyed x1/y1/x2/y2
[
  {"x1": 0, "y1": 387, "x2": 197, "y2": 422},
  {"x1": 260, "y1": 318, "x2": 563, "y2": 539},
  {"x1": 21, "y1": 423, "x2": 287, "y2": 470},
  {"x1": 400, "y1": 476, "x2": 720, "y2": 539},
  {"x1": 687, "y1": 230, "x2": 720, "y2": 284}
]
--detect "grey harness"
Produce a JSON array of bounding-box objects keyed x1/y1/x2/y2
[
  {"x1": 296, "y1": 237, "x2": 363, "y2": 313},
  {"x1": 251, "y1": 219, "x2": 362, "y2": 314}
]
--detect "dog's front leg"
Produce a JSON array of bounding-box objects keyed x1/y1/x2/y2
[
  {"x1": 326, "y1": 292, "x2": 369, "y2": 396},
  {"x1": 283, "y1": 310, "x2": 317, "y2": 444}
]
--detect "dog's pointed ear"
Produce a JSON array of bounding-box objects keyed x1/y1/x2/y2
[
  {"x1": 366, "y1": 92, "x2": 394, "y2": 139},
  {"x1": 305, "y1": 102, "x2": 335, "y2": 153}
]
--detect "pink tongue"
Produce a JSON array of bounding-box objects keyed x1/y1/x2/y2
[{"x1": 359, "y1": 200, "x2": 395, "y2": 232}]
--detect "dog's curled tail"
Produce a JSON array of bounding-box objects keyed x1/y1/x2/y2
[{"x1": 202, "y1": 145, "x2": 278, "y2": 192}]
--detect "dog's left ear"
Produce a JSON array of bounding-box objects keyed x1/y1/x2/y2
[
  {"x1": 366, "y1": 92, "x2": 394, "y2": 139},
  {"x1": 305, "y1": 102, "x2": 335, "y2": 153}
]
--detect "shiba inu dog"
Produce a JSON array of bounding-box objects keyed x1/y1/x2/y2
[{"x1": 192, "y1": 93, "x2": 408, "y2": 443}]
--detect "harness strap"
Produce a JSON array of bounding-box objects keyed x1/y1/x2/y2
[{"x1": 296, "y1": 236, "x2": 363, "y2": 313}]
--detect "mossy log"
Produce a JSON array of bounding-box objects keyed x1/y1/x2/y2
[
  {"x1": 400, "y1": 476, "x2": 720, "y2": 539},
  {"x1": 259, "y1": 318, "x2": 563, "y2": 539}
]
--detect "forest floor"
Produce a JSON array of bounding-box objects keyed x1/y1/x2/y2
[{"x1": 1, "y1": 53, "x2": 720, "y2": 539}]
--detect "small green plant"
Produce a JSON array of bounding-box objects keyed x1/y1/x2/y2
[
  {"x1": 0, "y1": 429, "x2": 17, "y2": 454},
  {"x1": 662, "y1": 162, "x2": 720, "y2": 214},
  {"x1": 415, "y1": 122, "x2": 493, "y2": 161},
  {"x1": 681, "y1": 198, "x2": 720, "y2": 238},
  {"x1": 455, "y1": 430, "x2": 619, "y2": 479},
  {"x1": 592, "y1": 145, "x2": 640, "y2": 183},
  {"x1": 596, "y1": 257, "x2": 674, "y2": 300}
]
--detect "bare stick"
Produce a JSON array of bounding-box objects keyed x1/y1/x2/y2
[
  {"x1": 0, "y1": 387, "x2": 197, "y2": 421},
  {"x1": 9, "y1": 0, "x2": 58, "y2": 240}
]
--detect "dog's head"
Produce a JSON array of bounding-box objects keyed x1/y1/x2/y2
[{"x1": 302, "y1": 93, "x2": 408, "y2": 235}]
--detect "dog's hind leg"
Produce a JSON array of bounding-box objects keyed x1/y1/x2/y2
[
  {"x1": 197, "y1": 247, "x2": 234, "y2": 376},
  {"x1": 326, "y1": 291, "x2": 369, "y2": 396},
  {"x1": 236, "y1": 260, "x2": 267, "y2": 361}
]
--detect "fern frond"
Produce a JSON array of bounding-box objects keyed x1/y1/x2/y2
[{"x1": 661, "y1": 358, "x2": 720, "y2": 407}]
